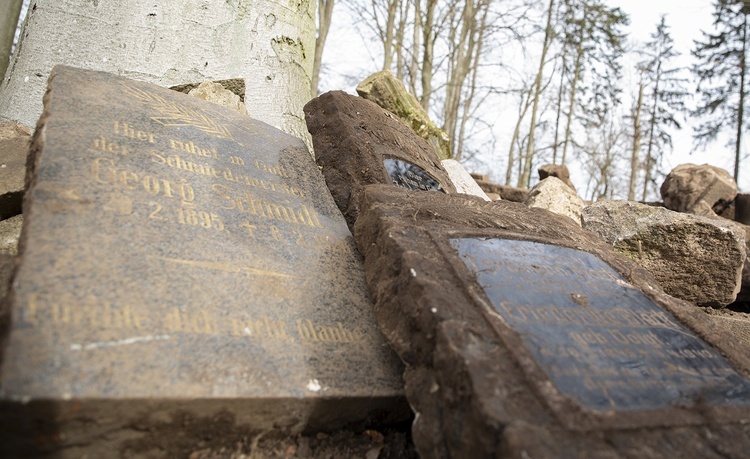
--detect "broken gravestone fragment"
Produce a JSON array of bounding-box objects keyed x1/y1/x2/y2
[
  {"x1": 441, "y1": 160, "x2": 490, "y2": 201},
  {"x1": 356, "y1": 70, "x2": 451, "y2": 160},
  {"x1": 524, "y1": 176, "x2": 584, "y2": 226},
  {"x1": 660, "y1": 163, "x2": 738, "y2": 214},
  {"x1": 582, "y1": 201, "x2": 746, "y2": 308},
  {"x1": 304, "y1": 90, "x2": 456, "y2": 228},
  {"x1": 538, "y1": 163, "x2": 576, "y2": 192},
  {"x1": 0, "y1": 122, "x2": 31, "y2": 220},
  {"x1": 0, "y1": 214, "x2": 22, "y2": 317},
  {"x1": 0, "y1": 66, "x2": 406, "y2": 457},
  {"x1": 351, "y1": 184, "x2": 750, "y2": 458},
  {"x1": 187, "y1": 81, "x2": 248, "y2": 115}
]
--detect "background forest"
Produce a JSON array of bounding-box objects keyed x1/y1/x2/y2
[
  {"x1": 8, "y1": 0, "x2": 749, "y2": 199},
  {"x1": 314, "y1": 0, "x2": 750, "y2": 200}
]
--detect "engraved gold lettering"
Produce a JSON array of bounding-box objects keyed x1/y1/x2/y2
[
  {"x1": 91, "y1": 134, "x2": 128, "y2": 155},
  {"x1": 113, "y1": 120, "x2": 157, "y2": 143},
  {"x1": 168, "y1": 138, "x2": 218, "y2": 158}
]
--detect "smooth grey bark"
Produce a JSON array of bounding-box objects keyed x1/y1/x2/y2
[
  {"x1": 0, "y1": 0, "x2": 24, "y2": 81},
  {"x1": 0, "y1": 0, "x2": 315, "y2": 147}
]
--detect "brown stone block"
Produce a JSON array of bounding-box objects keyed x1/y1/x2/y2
[
  {"x1": 0, "y1": 66, "x2": 406, "y2": 456},
  {"x1": 304, "y1": 91, "x2": 456, "y2": 229},
  {"x1": 0, "y1": 122, "x2": 31, "y2": 220},
  {"x1": 353, "y1": 184, "x2": 750, "y2": 458}
]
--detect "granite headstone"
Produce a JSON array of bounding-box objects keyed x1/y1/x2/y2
[{"x1": 0, "y1": 66, "x2": 406, "y2": 456}]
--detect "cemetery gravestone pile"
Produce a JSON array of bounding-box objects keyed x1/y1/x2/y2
[
  {"x1": 305, "y1": 91, "x2": 750, "y2": 458},
  {"x1": 0, "y1": 66, "x2": 406, "y2": 457}
]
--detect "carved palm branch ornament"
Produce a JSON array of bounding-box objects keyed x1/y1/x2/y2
[{"x1": 121, "y1": 83, "x2": 235, "y2": 141}]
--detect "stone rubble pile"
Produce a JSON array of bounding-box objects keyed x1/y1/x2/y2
[{"x1": 470, "y1": 162, "x2": 750, "y2": 310}]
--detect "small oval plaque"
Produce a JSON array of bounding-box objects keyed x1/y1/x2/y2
[{"x1": 384, "y1": 158, "x2": 444, "y2": 192}]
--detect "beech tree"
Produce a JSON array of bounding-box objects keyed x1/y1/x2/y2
[
  {"x1": 312, "y1": 0, "x2": 336, "y2": 95},
  {"x1": 692, "y1": 0, "x2": 749, "y2": 183}
]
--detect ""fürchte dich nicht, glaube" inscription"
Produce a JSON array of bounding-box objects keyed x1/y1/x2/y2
[{"x1": 451, "y1": 237, "x2": 750, "y2": 412}]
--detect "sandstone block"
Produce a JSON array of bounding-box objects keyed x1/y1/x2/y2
[
  {"x1": 525, "y1": 177, "x2": 584, "y2": 225},
  {"x1": 582, "y1": 200, "x2": 746, "y2": 308},
  {"x1": 0, "y1": 122, "x2": 30, "y2": 220},
  {"x1": 441, "y1": 160, "x2": 490, "y2": 201},
  {"x1": 660, "y1": 163, "x2": 738, "y2": 214}
]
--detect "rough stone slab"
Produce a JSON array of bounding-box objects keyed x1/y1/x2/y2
[
  {"x1": 0, "y1": 67, "x2": 406, "y2": 457},
  {"x1": 475, "y1": 180, "x2": 528, "y2": 203},
  {"x1": 441, "y1": 159, "x2": 490, "y2": 201},
  {"x1": 352, "y1": 184, "x2": 750, "y2": 458},
  {"x1": 703, "y1": 309, "x2": 750, "y2": 350},
  {"x1": 0, "y1": 215, "x2": 21, "y2": 329},
  {"x1": 582, "y1": 201, "x2": 746, "y2": 308},
  {"x1": 304, "y1": 91, "x2": 456, "y2": 228},
  {"x1": 660, "y1": 163, "x2": 738, "y2": 213},
  {"x1": 0, "y1": 122, "x2": 30, "y2": 220},
  {"x1": 538, "y1": 163, "x2": 576, "y2": 192},
  {"x1": 356, "y1": 70, "x2": 451, "y2": 160},
  {"x1": 525, "y1": 177, "x2": 584, "y2": 226},
  {"x1": 0, "y1": 214, "x2": 22, "y2": 256},
  {"x1": 188, "y1": 81, "x2": 248, "y2": 115}
]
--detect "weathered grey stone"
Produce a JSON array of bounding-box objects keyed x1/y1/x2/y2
[
  {"x1": 525, "y1": 177, "x2": 584, "y2": 225},
  {"x1": 0, "y1": 0, "x2": 315, "y2": 147},
  {"x1": 0, "y1": 214, "x2": 22, "y2": 256},
  {"x1": 0, "y1": 214, "x2": 22, "y2": 320},
  {"x1": 582, "y1": 200, "x2": 746, "y2": 308},
  {"x1": 304, "y1": 91, "x2": 456, "y2": 229},
  {"x1": 351, "y1": 184, "x2": 750, "y2": 458},
  {"x1": 660, "y1": 163, "x2": 738, "y2": 213},
  {"x1": 187, "y1": 81, "x2": 248, "y2": 115},
  {"x1": 356, "y1": 70, "x2": 451, "y2": 160},
  {"x1": 441, "y1": 160, "x2": 490, "y2": 201},
  {"x1": 474, "y1": 179, "x2": 528, "y2": 203},
  {"x1": 0, "y1": 67, "x2": 406, "y2": 457},
  {"x1": 0, "y1": 122, "x2": 30, "y2": 220},
  {"x1": 538, "y1": 164, "x2": 576, "y2": 191}
]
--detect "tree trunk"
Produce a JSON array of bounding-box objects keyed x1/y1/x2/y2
[
  {"x1": 507, "y1": 87, "x2": 533, "y2": 185},
  {"x1": 382, "y1": 0, "x2": 399, "y2": 71},
  {"x1": 642, "y1": 58, "x2": 663, "y2": 201},
  {"x1": 735, "y1": 12, "x2": 748, "y2": 183},
  {"x1": 0, "y1": 0, "x2": 316, "y2": 148},
  {"x1": 409, "y1": 0, "x2": 422, "y2": 95},
  {"x1": 629, "y1": 78, "x2": 644, "y2": 200},
  {"x1": 420, "y1": 0, "x2": 437, "y2": 111},
  {"x1": 561, "y1": 12, "x2": 585, "y2": 165},
  {"x1": 520, "y1": 0, "x2": 555, "y2": 188},
  {"x1": 552, "y1": 55, "x2": 567, "y2": 164},
  {"x1": 0, "y1": 0, "x2": 24, "y2": 82},
  {"x1": 312, "y1": 0, "x2": 335, "y2": 96},
  {"x1": 443, "y1": 0, "x2": 476, "y2": 159}
]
